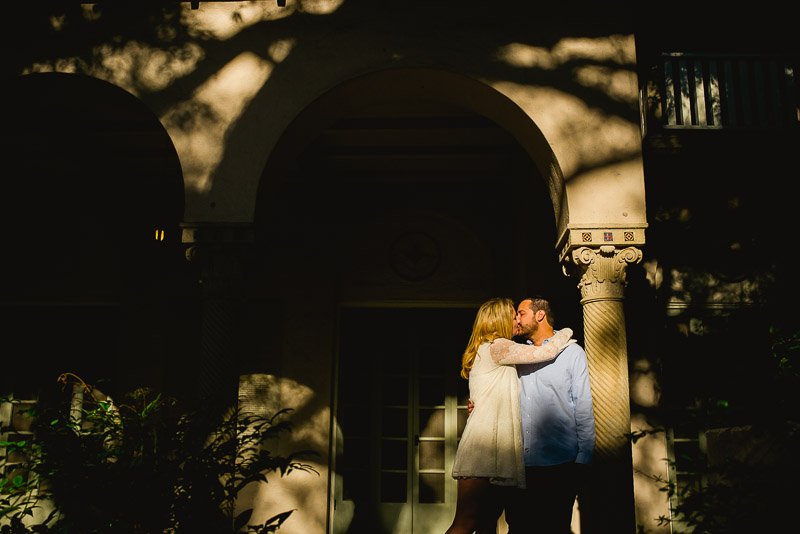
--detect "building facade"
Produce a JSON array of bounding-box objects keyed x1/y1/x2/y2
[{"x1": 2, "y1": 2, "x2": 798, "y2": 533}]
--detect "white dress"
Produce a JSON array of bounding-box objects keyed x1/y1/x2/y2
[{"x1": 450, "y1": 330, "x2": 573, "y2": 488}]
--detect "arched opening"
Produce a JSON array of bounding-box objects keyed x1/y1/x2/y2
[
  {"x1": 0, "y1": 72, "x2": 188, "y2": 401},
  {"x1": 248, "y1": 69, "x2": 578, "y2": 533}
]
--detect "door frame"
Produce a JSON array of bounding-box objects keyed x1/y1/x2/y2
[{"x1": 328, "y1": 302, "x2": 480, "y2": 534}]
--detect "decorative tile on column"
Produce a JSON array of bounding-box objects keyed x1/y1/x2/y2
[{"x1": 558, "y1": 226, "x2": 646, "y2": 262}]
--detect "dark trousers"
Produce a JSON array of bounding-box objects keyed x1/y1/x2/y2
[{"x1": 504, "y1": 463, "x2": 581, "y2": 534}]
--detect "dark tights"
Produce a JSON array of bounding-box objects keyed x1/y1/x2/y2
[{"x1": 444, "y1": 478, "x2": 502, "y2": 534}]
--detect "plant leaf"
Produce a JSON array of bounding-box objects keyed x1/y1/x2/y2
[
  {"x1": 0, "y1": 505, "x2": 20, "y2": 518},
  {"x1": 259, "y1": 509, "x2": 295, "y2": 533},
  {"x1": 234, "y1": 508, "x2": 253, "y2": 532}
]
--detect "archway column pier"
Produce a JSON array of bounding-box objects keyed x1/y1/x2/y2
[
  {"x1": 182, "y1": 222, "x2": 254, "y2": 402},
  {"x1": 562, "y1": 243, "x2": 643, "y2": 533}
]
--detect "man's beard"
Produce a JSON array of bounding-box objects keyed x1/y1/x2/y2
[{"x1": 518, "y1": 321, "x2": 538, "y2": 340}]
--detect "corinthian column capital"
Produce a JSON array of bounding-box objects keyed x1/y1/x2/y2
[{"x1": 566, "y1": 245, "x2": 643, "y2": 303}]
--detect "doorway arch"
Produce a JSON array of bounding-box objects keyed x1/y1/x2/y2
[
  {"x1": 249, "y1": 68, "x2": 579, "y2": 534},
  {"x1": 259, "y1": 68, "x2": 568, "y2": 237}
]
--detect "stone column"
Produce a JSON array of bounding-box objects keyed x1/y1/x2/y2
[{"x1": 565, "y1": 244, "x2": 642, "y2": 533}]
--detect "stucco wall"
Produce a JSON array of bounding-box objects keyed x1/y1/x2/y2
[
  {"x1": 5, "y1": 2, "x2": 660, "y2": 533},
  {"x1": 12, "y1": 0, "x2": 646, "y2": 237}
]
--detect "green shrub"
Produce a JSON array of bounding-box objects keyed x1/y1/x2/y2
[{"x1": 1, "y1": 375, "x2": 317, "y2": 534}]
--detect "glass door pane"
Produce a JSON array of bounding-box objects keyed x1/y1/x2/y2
[{"x1": 411, "y1": 308, "x2": 473, "y2": 533}]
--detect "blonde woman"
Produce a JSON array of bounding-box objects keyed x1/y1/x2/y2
[{"x1": 444, "y1": 297, "x2": 574, "y2": 534}]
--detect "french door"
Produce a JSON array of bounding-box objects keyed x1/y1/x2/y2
[{"x1": 333, "y1": 307, "x2": 474, "y2": 534}]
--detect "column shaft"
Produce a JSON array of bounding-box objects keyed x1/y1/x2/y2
[
  {"x1": 566, "y1": 245, "x2": 642, "y2": 533},
  {"x1": 583, "y1": 298, "x2": 630, "y2": 458}
]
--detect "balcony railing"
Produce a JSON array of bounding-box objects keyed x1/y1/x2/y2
[{"x1": 645, "y1": 53, "x2": 799, "y2": 132}]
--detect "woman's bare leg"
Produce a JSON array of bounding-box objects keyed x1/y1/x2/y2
[
  {"x1": 444, "y1": 477, "x2": 493, "y2": 534},
  {"x1": 475, "y1": 483, "x2": 504, "y2": 534}
]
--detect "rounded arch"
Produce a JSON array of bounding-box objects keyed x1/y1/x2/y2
[
  {"x1": 251, "y1": 65, "x2": 579, "y2": 312},
  {"x1": 2, "y1": 72, "x2": 185, "y2": 225},
  {"x1": 258, "y1": 67, "x2": 568, "y2": 237},
  {"x1": 1, "y1": 72, "x2": 187, "y2": 397}
]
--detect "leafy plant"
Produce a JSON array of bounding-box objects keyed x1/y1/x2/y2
[
  {"x1": 635, "y1": 325, "x2": 800, "y2": 533},
  {"x1": 1, "y1": 375, "x2": 317, "y2": 533},
  {"x1": 650, "y1": 456, "x2": 800, "y2": 534}
]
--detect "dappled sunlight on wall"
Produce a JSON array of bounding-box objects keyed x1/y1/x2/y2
[
  {"x1": 182, "y1": 1, "x2": 292, "y2": 40},
  {"x1": 298, "y1": 0, "x2": 347, "y2": 15},
  {"x1": 573, "y1": 64, "x2": 637, "y2": 104},
  {"x1": 492, "y1": 33, "x2": 645, "y2": 229},
  {"x1": 21, "y1": 38, "x2": 204, "y2": 95},
  {"x1": 11, "y1": 2, "x2": 648, "y2": 229},
  {"x1": 668, "y1": 268, "x2": 769, "y2": 309},
  {"x1": 162, "y1": 51, "x2": 275, "y2": 193},
  {"x1": 630, "y1": 413, "x2": 671, "y2": 533},
  {"x1": 21, "y1": 7, "x2": 204, "y2": 95},
  {"x1": 238, "y1": 373, "x2": 329, "y2": 534},
  {"x1": 247, "y1": 466, "x2": 328, "y2": 533},
  {"x1": 497, "y1": 35, "x2": 636, "y2": 71},
  {"x1": 642, "y1": 260, "x2": 664, "y2": 291},
  {"x1": 239, "y1": 373, "x2": 316, "y2": 421},
  {"x1": 630, "y1": 358, "x2": 660, "y2": 409},
  {"x1": 497, "y1": 43, "x2": 558, "y2": 70},
  {"x1": 181, "y1": 0, "x2": 344, "y2": 40},
  {"x1": 94, "y1": 41, "x2": 205, "y2": 93},
  {"x1": 18, "y1": 1, "x2": 308, "y2": 94},
  {"x1": 15, "y1": 1, "x2": 307, "y2": 202},
  {"x1": 492, "y1": 35, "x2": 641, "y2": 180}
]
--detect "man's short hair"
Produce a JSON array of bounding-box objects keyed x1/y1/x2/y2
[{"x1": 522, "y1": 296, "x2": 555, "y2": 326}]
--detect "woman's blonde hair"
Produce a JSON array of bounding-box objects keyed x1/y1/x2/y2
[{"x1": 461, "y1": 297, "x2": 515, "y2": 378}]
